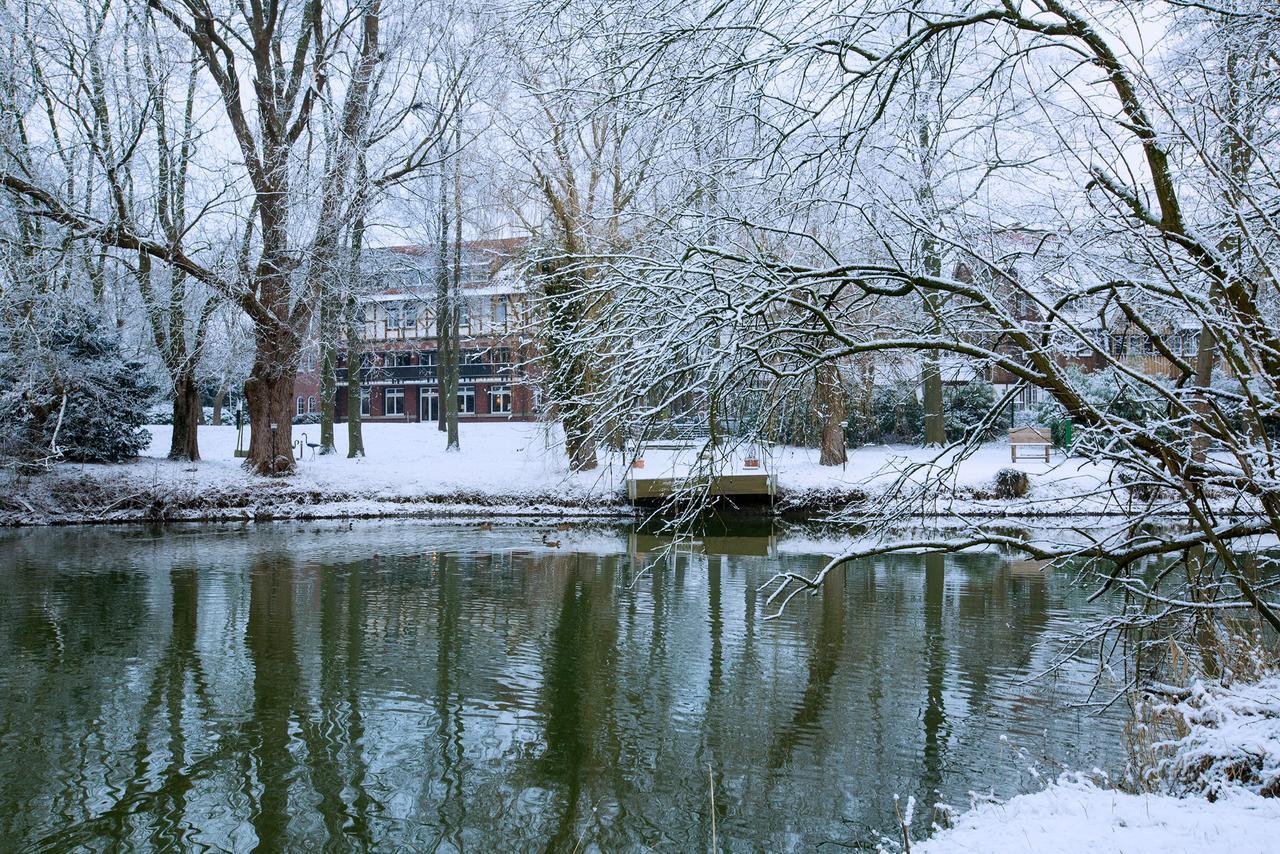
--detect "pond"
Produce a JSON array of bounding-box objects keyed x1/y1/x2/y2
[{"x1": 0, "y1": 520, "x2": 1128, "y2": 851}]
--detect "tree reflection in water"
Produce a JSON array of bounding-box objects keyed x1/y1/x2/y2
[{"x1": 0, "y1": 522, "x2": 1127, "y2": 851}]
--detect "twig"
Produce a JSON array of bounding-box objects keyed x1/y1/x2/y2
[{"x1": 708, "y1": 760, "x2": 717, "y2": 853}]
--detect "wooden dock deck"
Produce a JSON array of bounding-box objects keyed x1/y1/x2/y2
[{"x1": 625, "y1": 472, "x2": 776, "y2": 502}]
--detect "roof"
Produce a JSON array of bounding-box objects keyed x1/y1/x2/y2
[{"x1": 360, "y1": 239, "x2": 531, "y2": 300}]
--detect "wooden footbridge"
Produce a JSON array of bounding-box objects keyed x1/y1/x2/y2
[{"x1": 623, "y1": 421, "x2": 776, "y2": 505}]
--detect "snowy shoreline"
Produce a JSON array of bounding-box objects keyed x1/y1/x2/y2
[
  {"x1": 904, "y1": 674, "x2": 1280, "y2": 853},
  {"x1": 0, "y1": 422, "x2": 1263, "y2": 527}
]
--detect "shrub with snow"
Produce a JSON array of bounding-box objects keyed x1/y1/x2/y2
[
  {"x1": 1153, "y1": 675, "x2": 1280, "y2": 800},
  {"x1": 993, "y1": 467, "x2": 1030, "y2": 499},
  {"x1": 0, "y1": 304, "x2": 156, "y2": 465}
]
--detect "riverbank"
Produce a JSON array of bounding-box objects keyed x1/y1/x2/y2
[
  {"x1": 908, "y1": 673, "x2": 1280, "y2": 853},
  {"x1": 0, "y1": 421, "x2": 1242, "y2": 526}
]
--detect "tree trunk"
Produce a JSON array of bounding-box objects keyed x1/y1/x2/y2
[
  {"x1": 318, "y1": 296, "x2": 337, "y2": 455},
  {"x1": 1191, "y1": 325, "x2": 1217, "y2": 463},
  {"x1": 345, "y1": 301, "x2": 365, "y2": 459},
  {"x1": 446, "y1": 138, "x2": 462, "y2": 452},
  {"x1": 168, "y1": 368, "x2": 201, "y2": 461},
  {"x1": 922, "y1": 356, "x2": 945, "y2": 446},
  {"x1": 564, "y1": 412, "x2": 598, "y2": 471},
  {"x1": 346, "y1": 157, "x2": 369, "y2": 460},
  {"x1": 211, "y1": 384, "x2": 226, "y2": 426},
  {"x1": 815, "y1": 361, "x2": 847, "y2": 466},
  {"x1": 244, "y1": 331, "x2": 299, "y2": 475}
]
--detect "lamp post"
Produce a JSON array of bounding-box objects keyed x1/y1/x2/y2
[
  {"x1": 270, "y1": 421, "x2": 278, "y2": 471},
  {"x1": 234, "y1": 401, "x2": 248, "y2": 458}
]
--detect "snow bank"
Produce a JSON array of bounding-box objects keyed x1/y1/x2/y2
[
  {"x1": 1157, "y1": 675, "x2": 1280, "y2": 799},
  {"x1": 910, "y1": 675, "x2": 1280, "y2": 853},
  {"x1": 0, "y1": 421, "x2": 1256, "y2": 524},
  {"x1": 912, "y1": 776, "x2": 1280, "y2": 854}
]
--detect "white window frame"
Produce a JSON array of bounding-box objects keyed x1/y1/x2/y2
[
  {"x1": 307, "y1": 395, "x2": 316, "y2": 413},
  {"x1": 359, "y1": 389, "x2": 370, "y2": 417},
  {"x1": 458, "y1": 386, "x2": 476, "y2": 415},
  {"x1": 489, "y1": 386, "x2": 512, "y2": 415},
  {"x1": 420, "y1": 387, "x2": 439, "y2": 421},
  {"x1": 385, "y1": 386, "x2": 405, "y2": 416},
  {"x1": 296, "y1": 396, "x2": 305, "y2": 416}
]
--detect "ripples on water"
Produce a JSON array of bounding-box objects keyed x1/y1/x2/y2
[{"x1": 0, "y1": 521, "x2": 1127, "y2": 851}]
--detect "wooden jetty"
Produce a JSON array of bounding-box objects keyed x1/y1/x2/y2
[{"x1": 624, "y1": 431, "x2": 776, "y2": 505}]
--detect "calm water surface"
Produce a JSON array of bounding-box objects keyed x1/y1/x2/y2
[{"x1": 0, "y1": 521, "x2": 1126, "y2": 851}]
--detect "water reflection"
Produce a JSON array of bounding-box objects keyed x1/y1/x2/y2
[{"x1": 0, "y1": 522, "x2": 1124, "y2": 851}]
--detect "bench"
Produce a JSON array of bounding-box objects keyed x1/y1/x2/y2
[{"x1": 1009, "y1": 426, "x2": 1052, "y2": 462}]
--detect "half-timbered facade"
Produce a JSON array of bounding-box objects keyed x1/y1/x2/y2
[{"x1": 294, "y1": 238, "x2": 538, "y2": 423}]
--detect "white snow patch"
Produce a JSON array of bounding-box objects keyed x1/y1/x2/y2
[
  {"x1": 912, "y1": 776, "x2": 1280, "y2": 854},
  {"x1": 910, "y1": 675, "x2": 1280, "y2": 854}
]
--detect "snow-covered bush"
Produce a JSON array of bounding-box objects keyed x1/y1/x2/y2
[
  {"x1": 0, "y1": 304, "x2": 156, "y2": 465},
  {"x1": 993, "y1": 467, "x2": 1030, "y2": 499},
  {"x1": 1132, "y1": 674, "x2": 1280, "y2": 801}
]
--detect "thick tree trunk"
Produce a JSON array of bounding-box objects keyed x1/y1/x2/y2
[
  {"x1": 244, "y1": 331, "x2": 299, "y2": 475},
  {"x1": 168, "y1": 369, "x2": 201, "y2": 461},
  {"x1": 815, "y1": 361, "x2": 847, "y2": 466},
  {"x1": 922, "y1": 356, "x2": 945, "y2": 446}
]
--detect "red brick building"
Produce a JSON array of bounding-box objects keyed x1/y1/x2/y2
[{"x1": 294, "y1": 237, "x2": 538, "y2": 423}]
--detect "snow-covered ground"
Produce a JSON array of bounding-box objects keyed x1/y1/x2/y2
[
  {"x1": 132, "y1": 421, "x2": 1108, "y2": 507},
  {"x1": 912, "y1": 779, "x2": 1279, "y2": 853},
  {"x1": 138, "y1": 421, "x2": 622, "y2": 505},
  {"x1": 0, "y1": 420, "x2": 1241, "y2": 523},
  {"x1": 908, "y1": 674, "x2": 1280, "y2": 854}
]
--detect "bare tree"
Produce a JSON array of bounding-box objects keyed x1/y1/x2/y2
[{"x1": 530, "y1": 0, "x2": 1280, "y2": 646}]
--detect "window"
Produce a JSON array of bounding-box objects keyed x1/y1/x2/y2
[
  {"x1": 458, "y1": 386, "x2": 475, "y2": 415},
  {"x1": 489, "y1": 386, "x2": 512, "y2": 415},
  {"x1": 420, "y1": 388, "x2": 439, "y2": 421},
  {"x1": 361, "y1": 352, "x2": 382, "y2": 368},
  {"x1": 359, "y1": 389, "x2": 371, "y2": 417},
  {"x1": 386, "y1": 302, "x2": 418, "y2": 330},
  {"x1": 493, "y1": 298, "x2": 508, "y2": 329},
  {"x1": 419, "y1": 350, "x2": 438, "y2": 366},
  {"x1": 308, "y1": 395, "x2": 317, "y2": 413},
  {"x1": 297, "y1": 397, "x2": 305, "y2": 416},
  {"x1": 458, "y1": 301, "x2": 470, "y2": 327},
  {"x1": 390, "y1": 352, "x2": 412, "y2": 368},
  {"x1": 385, "y1": 386, "x2": 404, "y2": 416},
  {"x1": 463, "y1": 350, "x2": 486, "y2": 366}
]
